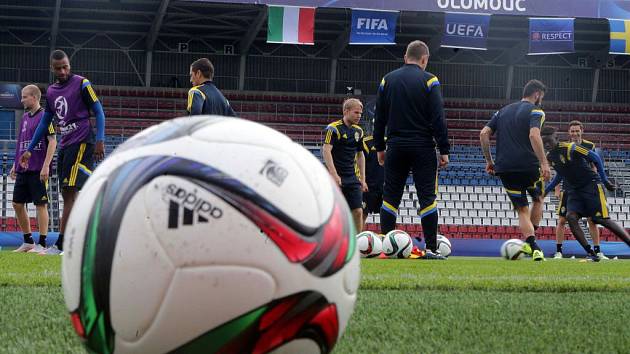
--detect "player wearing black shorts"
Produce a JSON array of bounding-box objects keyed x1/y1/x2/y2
[
  {"x1": 21, "y1": 50, "x2": 106, "y2": 255},
  {"x1": 11, "y1": 85, "x2": 57, "y2": 253},
  {"x1": 542, "y1": 127, "x2": 630, "y2": 261},
  {"x1": 374, "y1": 41, "x2": 449, "y2": 260},
  {"x1": 553, "y1": 120, "x2": 605, "y2": 259},
  {"x1": 362, "y1": 135, "x2": 384, "y2": 225},
  {"x1": 480, "y1": 80, "x2": 550, "y2": 261},
  {"x1": 322, "y1": 98, "x2": 367, "y2": 233}
]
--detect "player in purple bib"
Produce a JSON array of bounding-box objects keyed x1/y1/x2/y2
[
  {"x1": 20, "y1": 49, "x2": 106, "y2": 255},
  {"x1": 11, "y1": 85, "x2": 57, "y2": 253}
]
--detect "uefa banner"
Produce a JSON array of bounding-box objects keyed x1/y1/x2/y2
[
  {"x1": 441, "y1": 13, "x2": 490, "y2": 50},
  {"x1": 0, "y1": 84, "x2": 22, "y2": 109},
  {"x1": 349, "y1": 9, "x2": 398, "y2": 45},
  {"x1": 528, "y1": 18, "x2": 575, "y2": 55}
]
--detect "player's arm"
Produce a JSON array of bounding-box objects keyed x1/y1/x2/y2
[
  {"x1": 544, "y1": 173, "x2": 562, "y2": 197},
  {"x1": 573, "y1": 145, "x2": 614, "y2": 189},
  {"x1": 356, "y1": 134, "x2": 367, "y2": 191},
  {"x1": 40, "y1": 123, "x2": 57, "y2": 182},
  {"x1": 357, "y1": 151, "x2": 367, "y2": 189},
  {"x1": 373, "y1": 77, "x2": 388, "y2": 152},
  {"x1": 480, "y1": 112, "x2": 497, "y2": 175},
  {"x1": 322, "y1": 126, "x2": 341, "y2": 186},
  {"x1": 529, "y1": 109, "x2": 550, "y2": 180},
  {"x1": 81, "y1": 79, "x2": 106, "y2": 161},
  {"x1": 187, "y1": 89, "x2": 205, "y2": 116},
  {"x1": 427, "y1": 76, "x2": 449, "y2": 161}
]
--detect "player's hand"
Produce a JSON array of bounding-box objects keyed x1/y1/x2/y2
[
  {"x1": 439, "y1": 154, "x2": 449, "y2": 169},
  {"x1": 40, "y1": 165, "x2": 49, "y2": 182},
  {"x1": 9, "y1": 166, "x2": 16, "y2": 180},
  {"x1": 604, "y1": 180, "x2": 616, "y2": 191},
  {"x1": 19, "y1": 151, "x2": 31, "y2": 169},
  {"x1": 540, "y1": 163, "x2": 551, "y2": 181},
  {"x1": 485, "y1": 162, "x2": 495, "y2": 175},
  {"x1": 377, "y1": 151, "x2": 385, "y2": 166},
  {"x1": 361, "y1": 181, "x2": 369, "y2": 192},
  {"x1": 94, "y1": 140, "x2": 105, "y2": 162},
  {"x1": 333, "y1": 174, "x2": 342, "y2": 186}
]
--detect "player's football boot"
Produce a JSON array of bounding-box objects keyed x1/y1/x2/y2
[
  {"x1": 27, "y1": 244, "x2": 46, "y2": 253},
  {"x1": 553, "y1": 252, "x2": 563, "y2": 259},
  {"x1": 409, "y1": 246, "x2": 426, "y2": 259},
  {"x1": 532, "y1": 249, "x2": 545, "y2": 261},
  {"x1": 520, "y1": 242, "x2": 533, "y2": 256},
  {"x1": 12, "y1": 243, "x2": 35, "y2": 253},
  {"x1": 423, "y1": 250, "x2": 446, "y2": 260},
  {"x1": 39, "y1": 245, "x2": 62, "y2": 255},
  {"x1": 596, "y1": 252, "x2": 609, "y2": 260}
]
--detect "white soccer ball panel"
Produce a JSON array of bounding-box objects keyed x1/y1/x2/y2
[
  {"x1": 114, "y1": 266, "x2": 276, "y2": 354},
  {"x1": 109, "y1": 187, "x2": 175, "y2": 343},
  {"x1": 382, "y1": 231, "x2": 413, "y2": 258},
  {"x1": 92, "y1": 136, "x2": 330, "y2": 230},
  {"x1": 61, "y1": 176, "x2": 107, "y2": 312},
  {"x1": 437, "y1": 235, "x2": 452, "y2": 257},
  {"x1": 501, "y1": 239, "x2": 524, "y2": 260}
]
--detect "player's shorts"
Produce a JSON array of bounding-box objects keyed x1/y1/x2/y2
[
  {"x1": 557, "y1": 190, "x2": 568, "y2": 217},
  {"x1": 497, "y1": 170, "x2": 544, "y2": 208},
  {"x1": 13, "y1": 172, "x2": 49, "y2": 205},
  {"x1": 566, "y1": 183, "x2": 609, "y2": 219},
  {"x1": 341, "y1": 183, "x2": 363, "y2": 210},
  {"x1": 363, "y1": 188, "x2": 383, "y2": 214},
  {"x1": 58, "y1": 142, "x2": 94, "y2": 190}
]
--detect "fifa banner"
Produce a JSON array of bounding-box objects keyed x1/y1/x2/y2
[
  {"x1": 191, "y1": 1, "x2": 630, "y2": 20},
  {"x1": 441, "y1": 13, "x2": 490, "y2": 50},
  {"x1": 528, "y1": 18, "x2": 574, "y2": 55},
  {"x1": 609, "y1": 19, "x2": 630, "y2": 55},
  {"x1": 349, "y1": 9, "x2": 399, "y2": 45}
]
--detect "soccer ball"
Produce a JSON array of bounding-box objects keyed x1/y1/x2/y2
[
  {"x1": 436, "y1": 234, "x2": 452, "y2": 257},
  {"x1": 61, "y1": 116, "x2": 361, "y2": 354},
  {"x1": 382, "y1": 230, "x2": 413, "y2": 258},
  {"x1": 356, "y1": 231, "x2": 382, "y2": 258},
  {"x1": 501, "y1": 239, "x2": 525, "y2": 260}
]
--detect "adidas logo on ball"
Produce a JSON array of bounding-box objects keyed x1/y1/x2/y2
[{"x1": 165, "y1": 183, "x2": 223, "y2": 228}]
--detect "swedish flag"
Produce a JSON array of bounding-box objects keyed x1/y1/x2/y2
[{"x1": 609, "y1": 19, "x2": 630, "y2": 55}]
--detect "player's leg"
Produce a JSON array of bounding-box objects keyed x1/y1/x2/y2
[
  {"x1": 555, "y1": 217, "x2": 567, "y2": 258},
  {"x1": 589, "y1": 183, "x2": 630, "y2": 247},
  {"x1": 380, "y1": 147, "x2": 409, "y2": 235},
  {"x1": 587, "y1": 218, "x2": 606, "y2": 258},
  {"x1": 410, "y1": 148, "x2": 441, "y2": 258},
  {"x1": 591, "y1": 216, "x2": 630, "y2": 247},
  {"x1": 11, "y1": 173, "x2": 35, "y2": 252},
  {"x1": 500, "y1": 173, "x2": 542, "y2": 259},
  {"x1": 554, "y1": 191, "x2": 568, "y2": 258},
  {"x1": 48, "y1": 142, "x2": 94, "y2": 254},
  {"x1": 566, "y1": 211, "x2": 598, "y2": 261},
  {"x1": 342, "y1": 184, "x2": 364, "y2": 233},
  {"x1": 29, "y1": 173, "x2": 49, "y2": 253},
  {"x1": 524, "y1": 172, "x2": 545, "y2": 261}
]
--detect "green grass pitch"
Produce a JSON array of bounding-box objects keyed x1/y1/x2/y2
[{"x1": 1, "y1": 252, "x2": 630, "y2": 353}]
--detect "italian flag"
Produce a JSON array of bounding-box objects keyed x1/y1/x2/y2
[{"x1": 267, "y1": 5, "x2": 315, "y2": 45}]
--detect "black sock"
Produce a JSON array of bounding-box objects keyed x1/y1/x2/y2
[
  {"x1": 525, "y1": 235, "x2": 541, "y2": 251},
  {"x1": 533, "y1": 225, "x2": 539, "y2": 231},
  {"x1": 421, "y1": 212, "x2": 439, "y2": 252},
  {"x1": 556, "y1": 244, "x2": 563, "y2": 253},
  {"x1": 23, "y1": 233, "x2": 33, "y2": 244},
  {"x1": 38, "y1": 234, "x2": 47, "y2": 248},
  {"x1": 379, "y1": 205, "x2": 397, "y2": 235},
  {"x1": 55, "y1": 233, "x2": 64, "y2": 250},
  {"x1": 594, "y1": 245, "x2": 601, "y2": 253}
]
